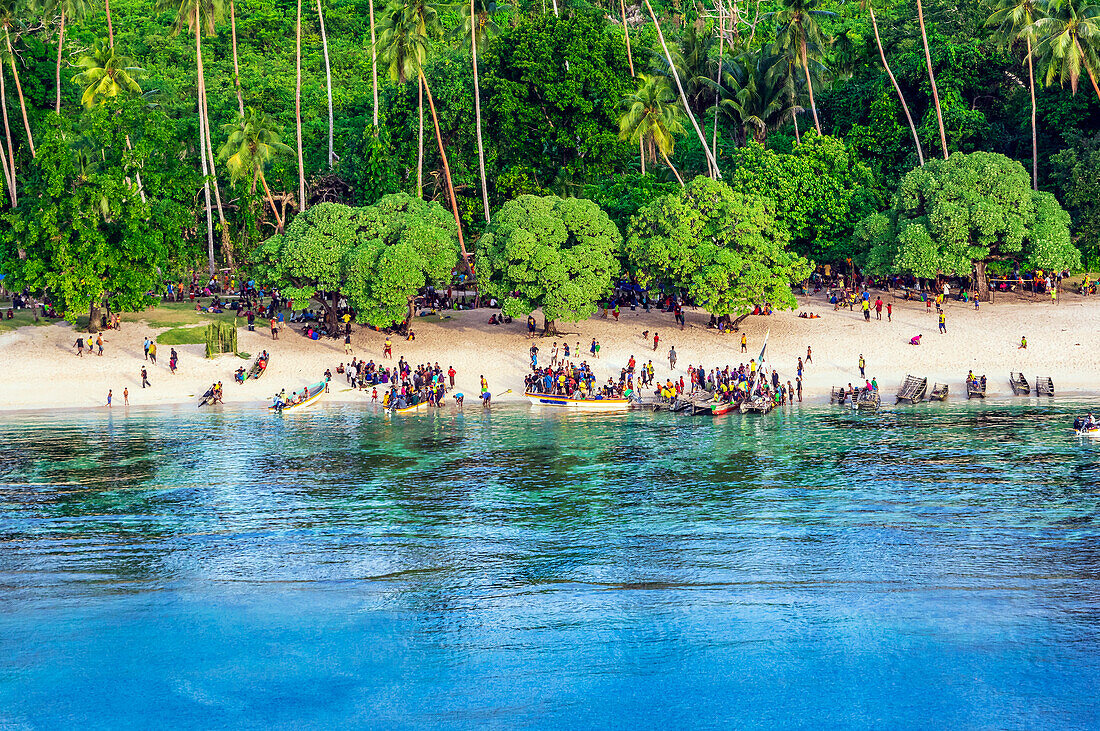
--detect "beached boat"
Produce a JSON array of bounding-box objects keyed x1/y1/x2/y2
[
  {"x1": 525, "y1": 392, "x2": 631, "y2": 411},
  {"x1": 739, "y1": 397, "x2": 774, "y2": 414},
  {"x1": 1010, "y1": 372, "x2": 1031, "y2": 396},
  {"x1": 710, "y1": 400, "x2": 736, "y2": 416},
  {"x1": 1036, "y1": 376, "x2": 1054, "y2": 397},
  {"x1": 393, "y1": 398, "x2": 432, "y2": 414},
  {"x1": 245, "y1": 353, "x2": 269, "y2": 381},
  {"x1": 856, "y1": 389, "x2": 881, "y2": 412},
  {"x1": 830, "y1": 386, "x2": 849, "y2": 405},
  {"x1": 929, "y1": 383, "x2": 949, "y2": 401},
  {"x1": 966, "y1": 376, "x2": 987, "y2": 399},
  {"x1": 270, "y1": 381, "x2": 327, "y2": 413},
  {"x1": 895, "y1": 375, "x2": 927, "y2": 404},
  {"x1": 197, "y1": 386, "x2": 219, "y2": 408}
]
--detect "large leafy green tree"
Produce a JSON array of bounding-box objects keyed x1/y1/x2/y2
[
  {"x1": 0, "y1": 101, "x2": 198, "y2": 331},
  {"x1": 861, "y1": 151, "x2": 1081, "y2": 297},
  {"x1": 626, "y1": 176, "x2": 811, "y2": 322},
  {"x1": 255, "y1": 196, "x2": 458, "y2": 328},
  {"x1": 475, "y1": 194, "x2": 622, "y2": 334}
]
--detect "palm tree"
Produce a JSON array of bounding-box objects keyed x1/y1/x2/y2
[
  {"x1": 718, "y1": 54, "x2": 792, "y2": 146},
  {"x1": 0, "y1": 31, "x2": 17, "y2": 200},
  {"x1": 619, "y1": 0, "x2": 634, "y2": 76},
  {"x1": 859, "y1": 0, "x2": 923, "y2": 166},
  {"x1": 229, "y1": 0, "x2": 244, "y2": 117},
  {"x1": 1, "y1": 0, "x2": 35, "y2": 156},
  {"x1": 1033, "y1": 0, "x2": 1100, "y2": 102},
  {"x1": 642, "y1": 0, "x2": 721, "y2": 178},
  {"x1": 454, "y1": 0, "x2": 497, "y2": 223},
  {"x1": 619, "y1": 74, "x2": 687, "y2": 185},
  {"x1": 44, "y1": 0, "x2": 90, "y2": 113},
  {"x1": 916, "y1": 0, "x2": 949, "y2": 159},
  {"x1": 767, "y1": 0, "x2": 833, "y2": 135},
  {"x1": 762, "y1": 45, "x2": 807, "y2": 142},
  {"x1": 105, "y1": 0, "x2": 114, "y2": 47},
  {"x1": 317, "y1": 0, "x2": 334, "y2": 169},
  {"x1": 379, "y1": 0, "x2": 440, "y2": 199},
  {"x1": 160, "y1": 0, "x2": 229, "y2": 274},
  {"x1": 369, "y1": 0, "x2": 379, "y2": 127},
  {"x1": 71, "y1": 40, "x2": 143, "y2": 108},
  {"x1": 294, "y1": 0, "x2": 306, "y2": 208},
  {"x1": 986, "y1": 0, "x2": 1045, "y2": 188},
  {"x1": 219, "y1": 107, "x2": 292, "y2": 232},
  {"x1": 379, "y1": 0, "x2": 473, "y2": 277}
]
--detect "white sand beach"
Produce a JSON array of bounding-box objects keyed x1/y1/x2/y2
[{"x1": 0, "y1": 292, "x2": 1097, "y2": 411}]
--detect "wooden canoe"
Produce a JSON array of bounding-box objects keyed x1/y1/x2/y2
[
  {"x1": 270, "y1": 381, "x2": 327, "y2": 413},
  {"x1": 525, "y1": 392, "x2": 631, "y2": 411}
]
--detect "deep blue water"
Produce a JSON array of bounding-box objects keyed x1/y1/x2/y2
[{"x1": 2, "y1": 401, "x2": 1099, "y2": 728}]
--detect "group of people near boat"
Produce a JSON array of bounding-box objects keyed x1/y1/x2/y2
[
  {"x1": 381, "y1": 361, "x2": 452, "y2": 410},
  {"x1": 525, "y1": 360, "x2": 631, "y2": 401},
  {"x1": 677, "y1": 360, "x2": 798, "y2": 408},
  {"x1": 1073, "y1": 414, "x2": 1098, "y2": 432}
]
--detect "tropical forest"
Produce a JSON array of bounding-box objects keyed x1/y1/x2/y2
[{"x1": 0, "y1": 0, "x2": 1098, "y2": 327}]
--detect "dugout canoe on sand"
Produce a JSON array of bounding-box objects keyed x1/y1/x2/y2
[{"x1": 525, "y1": 392, "x2": 631, "y2": 412}]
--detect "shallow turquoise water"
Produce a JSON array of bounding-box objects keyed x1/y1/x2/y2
[{"x1": 2, "y1": 400, "x2": 1099, "y2": 728}]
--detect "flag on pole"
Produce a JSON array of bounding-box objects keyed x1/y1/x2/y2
[{"x1": 758, "y1": 329, "x2": 770, "y2": 365}]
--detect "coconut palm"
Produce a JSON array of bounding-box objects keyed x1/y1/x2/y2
[
  {"x1": 0, "y1": 0, "x2": 35, "y2": 156},
  {"x1": 915, "y1": 0, "x2": 949, "y2": 159},
  {"x1": 379, "y1": 0, "x2": 473, "y2": 278},
  {"x1": 159, "y1": 0, "x2": 228, "y2": 274},
  {"x1": 986, "y1": 0, "x2": 1046, "y2": 188},
  {"x1": 453, "y1": 0, "x2": 497, "y2": 222},
  {"x1": 42, "y1": 0, "x2": 90, "y2": 113},
  {"x1": 369, "y1": 0, "x2": 379, "y2": 127},
  {"x1": 619, "y1": 74, "x2": 687, "y2": 185},
  {"x1": 317, "y1": 0, "x2": 334, "y2": 169},
  {"x1": 378, "y1": 0, "x2": 439, "y2": 199},
  {"x1": 642, "y1": 0, "x2": 721, "y2": 178},
  {"x1": 717, "y1": 55, "x2": 793, "y2": 146},
  {"x1": 762, "y1": 44, "x2": 812, "y2": 142},
  {"x1": 71, "y1": 40, "x2": 143, "y2": 108},
  {"x1": 1033, "y1": 0, "x2": 1100, "y2": 102},
  {"x1": 766, "y1": 0, "x2": 833, "y2": 135},
  {"x1": 219, "y1": 107, "x2": 292, "y2": 232},
  {"x1": 859, "y1": 0, "x2": 923, "y2": 166},
  {"x1": 229, "y1": 0, "x2": 244, "y2": 116}
]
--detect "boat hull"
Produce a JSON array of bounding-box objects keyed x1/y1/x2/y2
[
  {"x1": 525, "y1": 392, "x2": 630, "y2": 411},
  {"x1": 270, "y1": 381, "x2": 327, "y2": 413}
]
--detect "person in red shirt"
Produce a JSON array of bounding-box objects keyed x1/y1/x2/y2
[
  {"x1": 448, "y1": 366, "x2": 456, "y2": 388},
  {"x1": 874, "y1": 297, "x2": 883, "y2": 320},
  {"x1": 653, "y1": 332, "x2": 660, "y2": 351},
  {"x1": 886, "y1": 302, "x2": 893, "y2": 322}
]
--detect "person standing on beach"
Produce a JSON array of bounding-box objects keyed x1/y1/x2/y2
[
  {"x1": 169, "y1": 349, "x2": 178, "y2": 374},
  {"x1": 531, "y1": 344, "x2": 539, "y2": 368},
  {"x1": 797, "y1": 358, "x2": 804, "y2": 381},
  {"x1": 383, "y1": 338, "x2": 392, "y2": 358},
  {"x1": 886, "y1": 302, "x2": 892, "y2": 322},
  {"x1": 123, "y1": 387, "x2": 128, "y2": 405},
  {"x1": 551, "y1": 343, "x2": 559, "y2": 367},
  {"x1": 107, "y1": 390, "x2": 112, "y2": 408},
  {"x1": 668, "y1": 346, "x2": 677, "y2": 370},
  {"x1": 141, "y1": 367, "x2": 150, "y2": 389},
  {"x1": 148, "y1": 341, "x2": 157, "y2": 365},
  {"x1": 796, "y1": 376, "x2": 802, "y2": 402},
  {"x1": 448, "y1": 366, "x2": 456, "y2": 388},
  {"x1": 653, "y1": 332, "x2": 660, "y2": 351},
  {"x1": 344, "y1": 332, "x2": 352, "y2": 356},
  {"x1": 862, "y1": 299, "x2": 870, "y2": 321},
  {"x1": 874, "y1": 297, "x2": 883, "y2": 320},
  {"x1": 938, "y1": 311, "x2": 947, "y2": 334},
  {"x1": 143, "y1": 337, "x2": 151, "y2": 360},
  {"x1": 96, "y1": 334, "x2": 104, "y2": 356},
  {"x1": 806, "y1": 345, "x2": 812, "y2": 364},
  {"x1": 594, "y1": 341, "x2": 601, "y2": 359},
  {"x1": 741, "y1": 333, "x2": 747, "y2": 353},
  {"x1": 859, "y1": 355, "x2": 866, "y2": 378},
  {"x1": 480, "y1": 375, "x2": 488, "y2": 396},
  {"x1": 74, "y1": 337, "x2": 84, "y2": 356},
  {"x1": 270, "y1": 318, "x2": 279, "y2": 340}
]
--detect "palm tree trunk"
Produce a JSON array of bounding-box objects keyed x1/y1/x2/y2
[
  {"x1": 369, "y1": 0, "x2": 379, "y2": 127},
  {"x1": 639, "y1": 136, "x2": 645, "y2": 174},
  {"x1": 800, "y1": 37, "x2": 820, "y2": 135},
  {"x1": 417, "y1": 76, "x2": 424, "y2": 198},
  {"x1": 259, "y1": 172, "x2": 286, "y2": 232},
  {"x1": 551, "y1": 0, "x2": 558, "y2": 16},
  {"x1": 295, "y1": 0, "x2": 306, "y2": 210},
  {"x1": 916, "y1": 0, "x2": 948, "y2": 160},
  {"x1": 55, "y1": 10, "x2": 66, "y2": 114},
  {"x1": 198, "y1": 32, "x2": 232, "y2": 269},
  {"x1": 5, "y1": 26, "x2": 35, "y2": 157},
  {"x1": 105, "y1": 0, "x2": 115, "y2": 49},
  {"x1": 471, "y1": 0, "x2": 490, "y2": 223},
  {"x1": 230, "y1": 0, "x2": 245, "y2": 118},
  {"x1": 317, "y1": 0, "x2": 335, "y2": 169},
  {"x1": 0, "y1": 57, "x2": 18, "y2": 205},
  {"x1": 0, "y1": 133, "x2": 14, "y2": 206},
  {"x1": 195, "y1": 13, "x2": 215, "y2": 275},
  {"x1": 869, "y1": 5, "x2": 923, "y2": 166},
  {"x1": 711, "y1": 6, "x2": 723, "y2": 166},
  {"x1": 644, "y1": 0, "x2": 721, "y2": 178},
  {"x1": 660, "y1": 147, "x2": 684, "y2": 186},
  {"x1": 1073, "y1": 38, "x2": 1100, "y2": 103},
  {"x1": 1026, "y1": 34, "x2": 1036, "y2": 189},
  {"x1": 421, "y1": 71, "x2": 475, "y2": 283},
  {"x1": 620, "y1": 0, "x2": 634, "y2": 76},
  {"x1": 789, "y1": 83, "x2": 800, "y2": 143}
]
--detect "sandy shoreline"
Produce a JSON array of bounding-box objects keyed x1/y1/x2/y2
[{"x1": 1, "y1": 292, "x2": 1098, "y2": 412}]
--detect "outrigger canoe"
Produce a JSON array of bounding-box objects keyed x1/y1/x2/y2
[
  {"x1": 525, "y1": 392, "x2": 631, "y2": 412},
  {"x1": 269, "y1": 381, "x2": 327, "y2": 413}
]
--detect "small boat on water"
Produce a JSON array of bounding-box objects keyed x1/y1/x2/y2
[
  {"x1": 1074, "y1": 416, "x2": 1100, "y2": 438},
  {"x1": 1010, "y1": 372, "x2": 1031, "y2": 396},
  {"x1": 929, "y1": 383, "x2": 949, "y2": 401},
  {"x1": 966, "y1": 376, "x2": 987, "y2": 399},
  {"x1": 1036, "y1": 376, "x2": 1054, "y2": 397},
  {"x1": 270, "y1": 381, "x2": 327, "y2": 413},
  {"x1": 393, "y1": 398, "x2": 432, "y2": 414},
  {"x1": 710, "y1": 400, "x2": 736, "y2": 416},
  {"x1": 895, "y1": 375, "x2": 927, "y2": 404},
  {"x1": 525, "y1": 392, "x2": 631, "y2": 412}
]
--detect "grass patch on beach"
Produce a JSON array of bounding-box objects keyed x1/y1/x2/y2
[
  {"x1": 137, "y1": 301, "x2": 238, "y2": 329},
  {"x1": 155, "y1": 325, "x2": 208, "y2": 345},
  {"x1": 0, "y1": 306, "x2": 55, "y2": 333}
]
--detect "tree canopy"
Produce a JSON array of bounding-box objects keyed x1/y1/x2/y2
[
  {"x1": 860, "y1": 151, "x2": 1080, "y2": 295},
  {"x1": 626, "y1": 176, "x2": 812, "y2": 317},
  {"x1": 474, "y1": 194, "x2": 622, "y2": 330}
]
